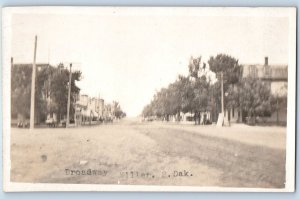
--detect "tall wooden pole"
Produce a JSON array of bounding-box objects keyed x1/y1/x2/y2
[
  {"x1": 30, "y1": 35, "x2": 37, "y2": 129},
  {"x1": 221, "y1": 72, "x2": 224, "y2": 114},
  {"x1": 66, "y1": 63, "x2": 72, "y2": 128}
]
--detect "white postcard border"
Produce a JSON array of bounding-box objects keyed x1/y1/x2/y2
[{"x1": 2, "y1": 6, "x2": 296, "y2": 192}]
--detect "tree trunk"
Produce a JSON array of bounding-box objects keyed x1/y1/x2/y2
[
  {"x1": 177, "y1": 111, "x2": 180, "y2": 122},
  {"x1": 247, "y1": 111, "x2": 251, "y2": 125},
  {"x1": 239, "y1": 106, "x2": 243, "y2": 123},
  {"x1": 238, "y1": 85, "x2": 243, "y2": 123}
]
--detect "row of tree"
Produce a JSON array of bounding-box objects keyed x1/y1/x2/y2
[
  {"x1": 112, "y1": 101, "x2": 127, "y2": 119},
  {"x1": 12, "y1": 63, "x2": 127, "y2": 125},
  {"x1": 142, "y1": 54, "x2": 284, "y2": 125},
  {"x1": 11, "y1": 63, "x2": 82, "y2": 123}
]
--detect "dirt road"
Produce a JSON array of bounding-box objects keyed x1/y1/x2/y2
[{"x1": 10, "y1": 119, "x2": 286, "y2": 188}]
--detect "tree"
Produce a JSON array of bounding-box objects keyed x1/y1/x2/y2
[
  {"x1": 50, "y1": 64, "x2": 82, "y2": 122},
  {"x1": 239, "y1": 77, "x2": 275, "y2": 124},
  {"x1": 159, "y1": 88, "x2": 171, "y2": 121},
  {"x1": 188, "y1": 56, "x2": 201, "y2": 78},
  {"x1": 112, "y1": 101, "x2": 126, "y2": 119},
  {"x1": 208, "y1": 54, "x2": 243, "y2": 120},
  {"x1": 208, "y1": 54, "x2": 241, "y2": 85},
  {"x1": 142, "y1": 54, "x2": 242, "y2": 125},
  {"x1": 11, "y1": 64, "x2": 32, "y2": 120},
  {"x1": 178, "y1": 75, "x2": 194, "y2": 114},
  {"x1": 192, "y1": 76, "x2": 211, "y2": 124},
  {"x1": 167, "y1": 76, "x2": 190, "y2": 121},
  {"x1": 35, "y1": 65, "x2": 54, "y2": 123},
  {"x1": 188, "y1": 56, "x2": 215, "y2": 124},
  {"x1": 142, "y1": 56, "x2": 214, "y2": 124}
]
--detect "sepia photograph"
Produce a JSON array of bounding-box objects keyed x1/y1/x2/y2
[{"x1": 2, "y1": 7, "x2": 296, "y2": 192}]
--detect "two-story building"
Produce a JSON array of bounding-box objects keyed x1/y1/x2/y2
[
  {"x1": 75, "y1": 94, "x2": 106, "y2": 125},
  {"x1": 229, "y1": 57, "x2": 288, "y2": 124}
]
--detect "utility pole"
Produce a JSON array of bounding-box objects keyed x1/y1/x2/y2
[
  {"x1": 221, "y1": 72, "x2": 224, "y2": 114},
  {"x1": 30, "y1": 35, "x2": 37, "y2": 129},
  {"x1": 217, "y1": 71, "x2": 229, "y2": 127},
  {"x1": 66, "y1": 63, "x2": 72, "y2": 128}
]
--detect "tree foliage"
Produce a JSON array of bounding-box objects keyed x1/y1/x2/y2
[
  {"x1": 208, "y1": 54, "x2": 243, "y2": 116},
  {"x1": 112, "y1": 101, "x2": 126, "y2": 119},
  {"x1": 142, "y1": 56, "x2": 212, "y2": 123},
  {"x1": 11, "y1": 63, "x2": 82, "y2": 123},
  {"x1": 188, "y1": 56, "x2": 201, "y2": 78},
  {"x1": 240, "y1": 77, "x2": 275, "y2": 122},
  {"x1": 11, "y1": 65, "x2": 32, "y2": 119},
  {"x1": 50, "y1": 65, "x2": 82, "y2": 121},
  {"x1": 142, "y1": 54, "x2": 278, "y2": 125},
  {"x1": 208, "y1": 54, "x2": 242, "y2": 85}
]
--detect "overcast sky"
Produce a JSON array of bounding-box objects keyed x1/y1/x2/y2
[{"x1": 11, "y1": 8, "x2": 290, "y2": 116}]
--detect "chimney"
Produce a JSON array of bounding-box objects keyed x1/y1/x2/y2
[{"x1": 264, "y1": 56, "x2": 268, "y2": 66}]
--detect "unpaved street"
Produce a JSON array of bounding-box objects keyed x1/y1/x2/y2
[{"x1": 10, "y1": 119, "x2": 286, "y2": 188}]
